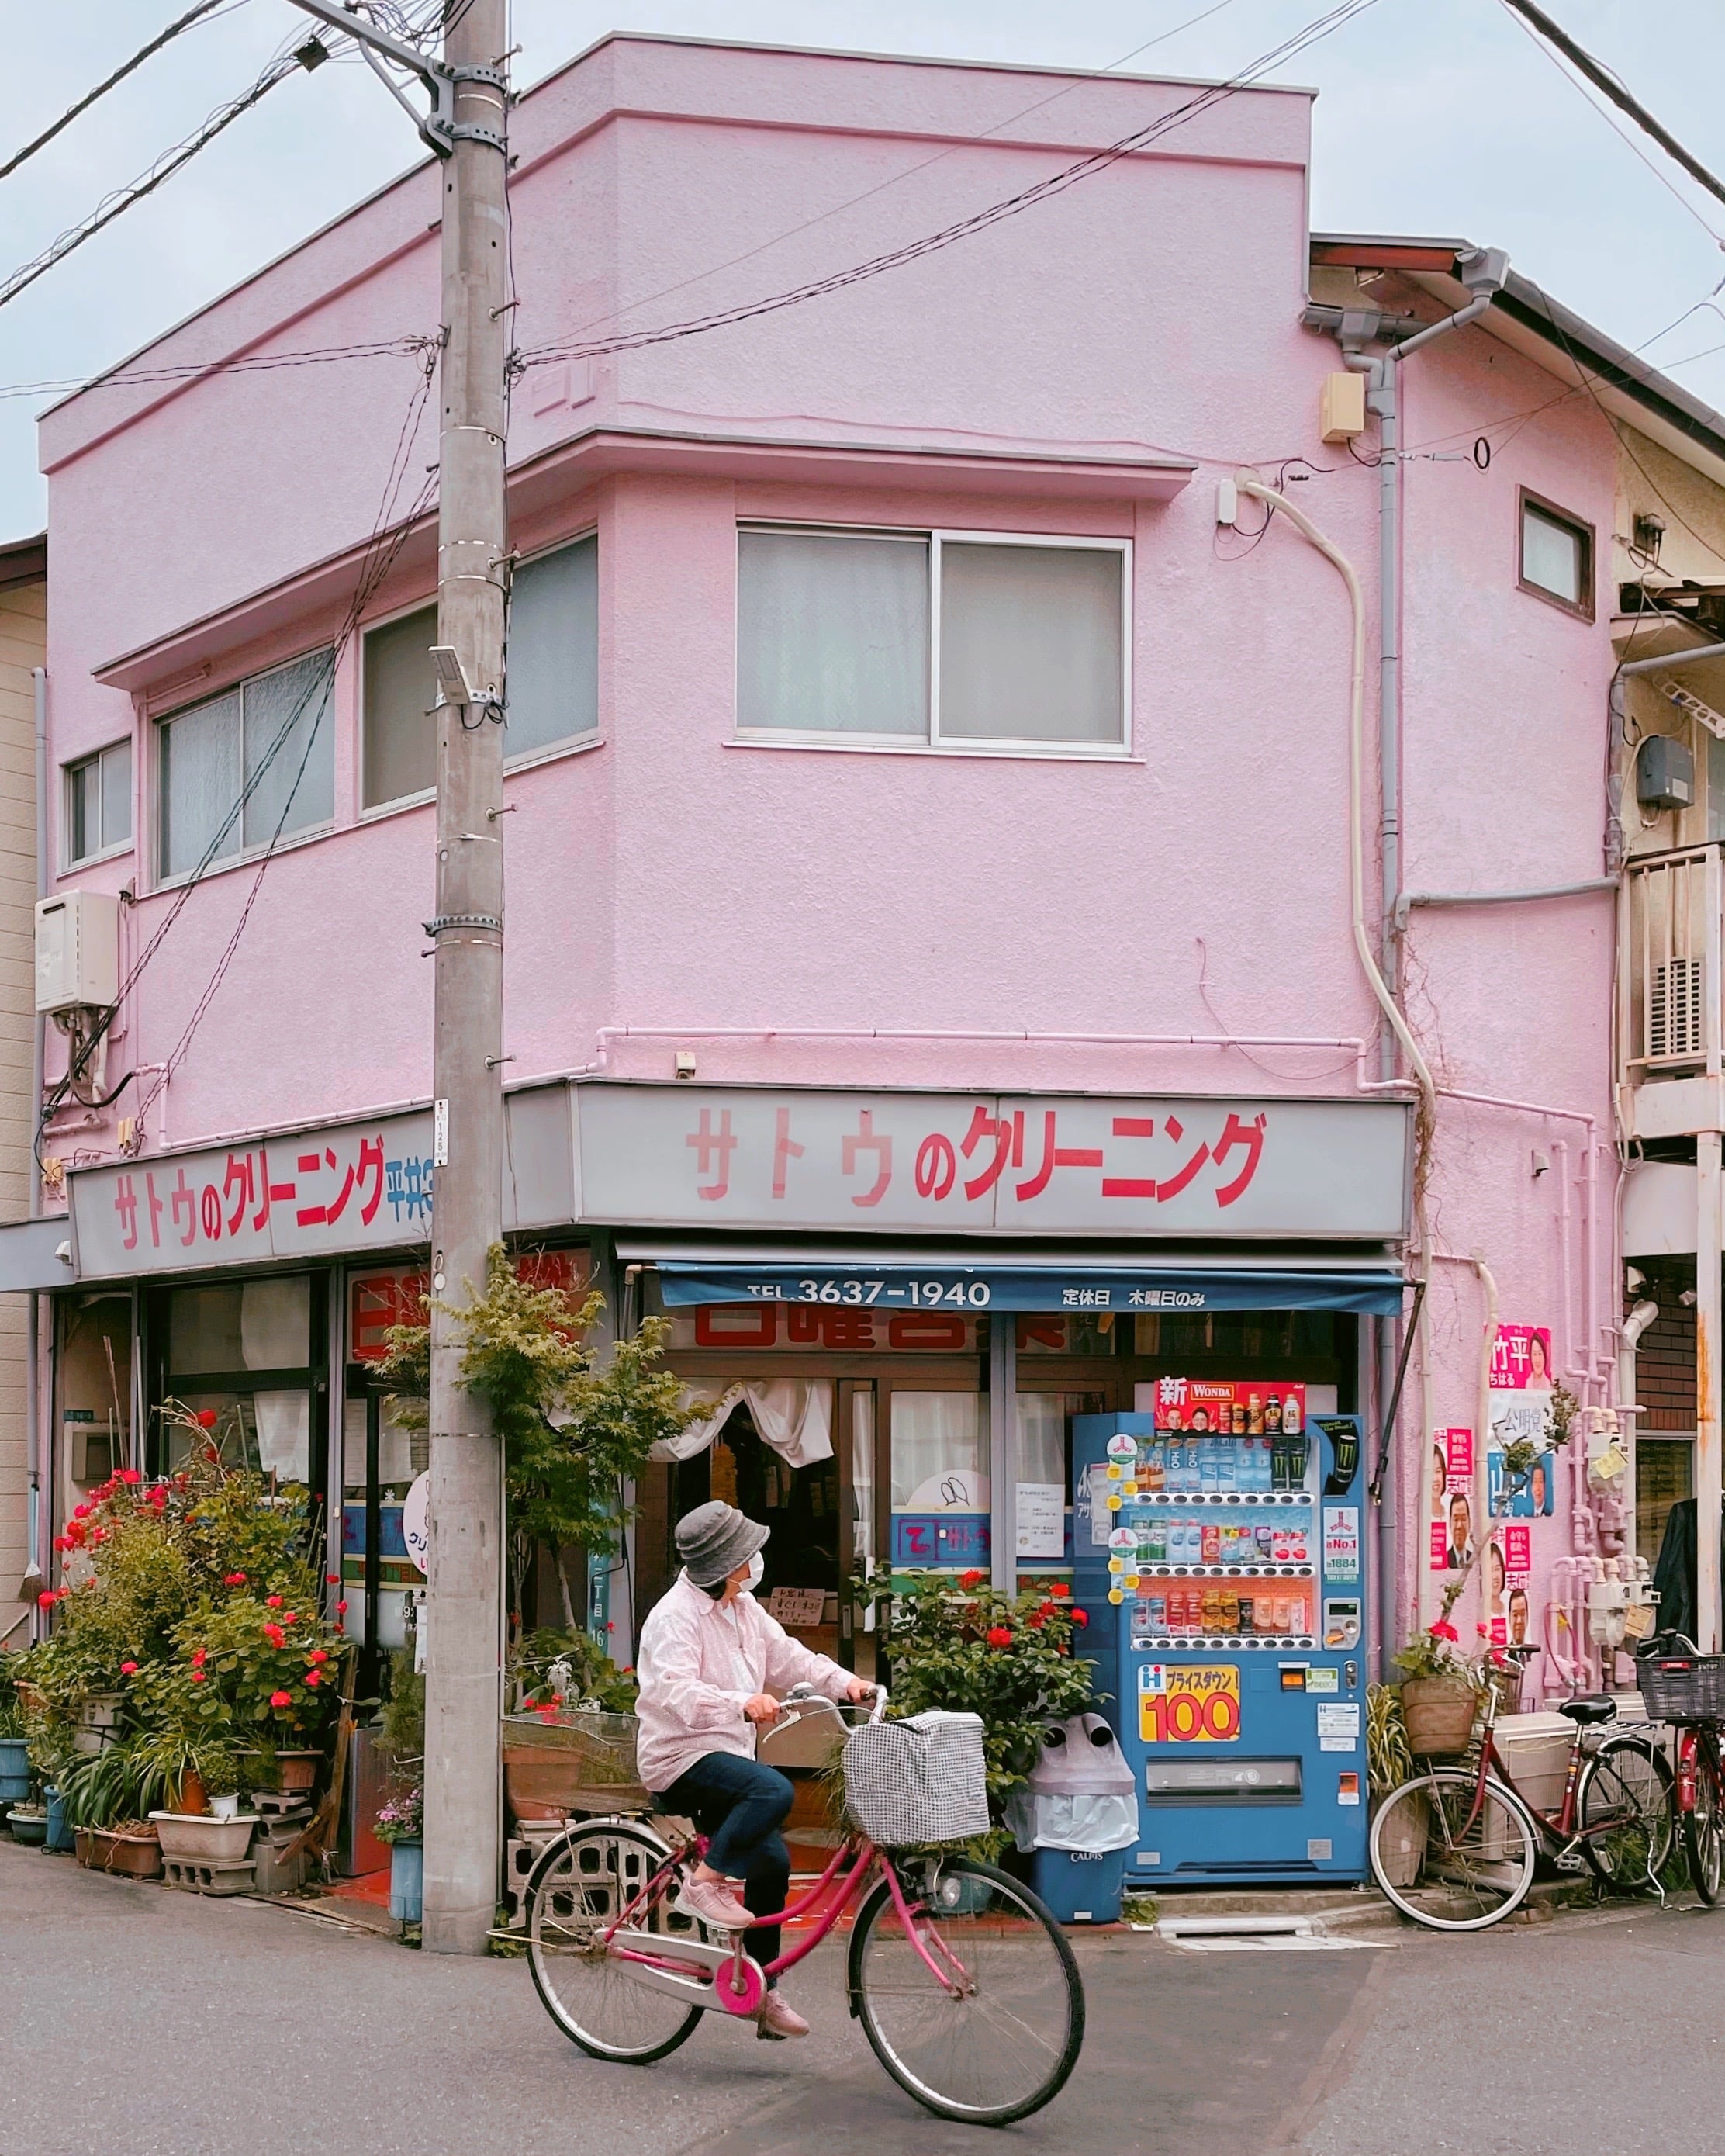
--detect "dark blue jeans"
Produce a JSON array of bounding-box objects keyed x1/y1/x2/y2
[{"x1": 655, "y1": 1751, "x2": 793, "y2": 1980}]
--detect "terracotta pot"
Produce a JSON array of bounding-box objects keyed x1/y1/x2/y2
[
  {"x1": 275, "y1": 1752, "x2": 320, "y2": 1794},
  {"x1": 1400, "y1": 1677, "x2": 1478, "y2": 1759},
  {"x1": 174, "y1": 1770, "x2": 209, "y2": 1817}
]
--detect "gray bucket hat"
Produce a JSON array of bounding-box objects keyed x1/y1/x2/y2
[{"x1": 676, "y1": 1500, "x2": 769, "y2": 1587}]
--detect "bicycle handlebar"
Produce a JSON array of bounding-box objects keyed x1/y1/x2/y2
[{"x1": 769, "y1": 1681, "x2": 888, "y2": 1728}]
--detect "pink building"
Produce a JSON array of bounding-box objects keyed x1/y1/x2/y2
[{"x1": 16, "y1": 36, "x2": 1716, "y2": 1760}]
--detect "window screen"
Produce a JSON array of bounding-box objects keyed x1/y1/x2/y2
[
  {"x1": 506, "y1": 535, "x2": 599, "y2": 756},
  {"x1": 363, "y1": 604, "x2": 438, "y2": 808},
  {"x1": 738, "y1": 528, "x2": 929, "y2": 736},
  {"x1": 939, "y1": 542, "x2": 1123, "y2": 743}
]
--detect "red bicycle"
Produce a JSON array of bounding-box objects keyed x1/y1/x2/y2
[
  {"x1": 1638, "y1": 1635, "x2": 1725, "y2": 1904},
  {"x1": 522, "y1": 1687, "x2": 1085, "y2": 2126}
]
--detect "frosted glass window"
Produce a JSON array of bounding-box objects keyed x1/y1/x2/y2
[
  {"x1": 240, "y1": 1275, "x2": 311, "y2": 1370},
  {"x1": 506, "y1": 536, "x2": 598, "y2": 756},
  {"x1": 890, "y1": 1393, "x2": 988, "y2": 1509},
  {"x1": 363, "y1": 604, "x2": 437, "y2": 807},
  {"x1": 254, "y1": 1390, "x2": 311, "y2": 1480},
  {"x1": 738, "y1": 529, "x2": 929, "y2": 735},
  {"x1": 169, "y1": 1275, "x2": 310, "y2": 1375},
  {"x1": 1520, "y1": 500, "x2": 1590, "y2": 611},
  {"x1": 243, "y1": 652, "x2": 334, "y2": 846},
  {"x1": 159, "y1": 649, "x2": 334, "y2": 877},
  {"x1": 939, "y1": 542, "x2": 1123, "y2": 742}
]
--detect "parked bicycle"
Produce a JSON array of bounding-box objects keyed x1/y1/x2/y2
[
  {"x1": 1370, "y1": 1652, "x2": 1673, "y2": 1931},
  {"x1": 522, "y1": 1685, "x2": 1085, "y2": 2126},
  {"x1": 1637, "y1": 1634, "x2": 1725, "y2": 1904}
]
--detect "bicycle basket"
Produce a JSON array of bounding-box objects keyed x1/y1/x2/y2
[
  {"x1": 1636, "y1": 1651, "x2": 1725, "y2": 1724},
  {"x1": 842, "y1": 1711, "x2": 990, "y2": 1848}
]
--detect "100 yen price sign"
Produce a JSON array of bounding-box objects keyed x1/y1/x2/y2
[{"x1": 1137, "y1": 1663, "x2": 1240, "y2": 1743}]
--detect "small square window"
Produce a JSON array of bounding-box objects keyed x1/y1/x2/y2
[
  {"x1": 64, "y1": 739, "x2": 133, "y2": 865},
  {"x1": 1519, "y1": 492, "x2": 1593, "y2": 619}
]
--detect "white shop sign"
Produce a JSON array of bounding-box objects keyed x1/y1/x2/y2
[{"x1": 572, "y1": 1085, "x2": 1410, "y2": 1241}]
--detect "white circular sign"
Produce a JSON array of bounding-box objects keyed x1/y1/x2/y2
[{"x1": 403, "y1": 1470, "x2": 430, "y2": 1576}]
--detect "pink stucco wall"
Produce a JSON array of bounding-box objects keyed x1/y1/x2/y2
[{"x1": 37, "y1": 37, "x2": 1623, "y2": 1666}]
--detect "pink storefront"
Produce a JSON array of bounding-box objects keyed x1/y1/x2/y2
[{"x1": 16, "y1": 35, "x2": 1698, "y2": 1718}]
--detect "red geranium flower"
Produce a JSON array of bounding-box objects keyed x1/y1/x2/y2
[
  {"x1": 73, "y1": 1504, "x2": 91, "y2": 1520},
  {"x1": 117, "y1": 1469, "x2": 140, "y2": 1485},
  {"x1": 305, "y1": 1670, "x2": 320, "y2": 1688},
  {"x1": 189, "y1": 1670, "x2": 206, "y2": 1684},
  {"x1": 986, "y1": 1625, "x2": 1014, "y2": 1648},
  {"x1": 335, "y1": 1600, "x2": 348, "y2": 1614},
  {"x1": 90, "y1": 1527, "x2": 106, "y2": 1544},
  {"x1": 269, "y1": 1691, "x2": 292, "y2": 1709},
  {"x1": 148, "y1": 1488, "x2": 168, "y2": 1511},
  {"x1": 192, "y1": 1647, "x2": 206, "y2": 1666},
  {"x1": 36, "y1": 1590, "x2": 55, "y2": 1609},
  {"x1": 1429, "y1": 1621, "x2": 1460, "y2": 1643},
  {"x1": 309, "y1": 1649, "x2": 328, "y2": 1666},
  {"x1": 196, "y1": 1409, "x2": 218, "y2": 1428},
  {"x1": 224, "y1": 1572, "x2": 247, "y2": 1587},
  {"x1": 120, "y1": 1661, "x2": 137, "y2": 1675},
  {"x1": 52, "y1": 1535, "x2": 67, "y2": 1553},
  {"x1": 282, "y1": 1612, "x2": 297, "y2": 1625},
  {"x1": 1047, "y1": 1582, "x2": 1071, "y2": 1597},
  {"x1": 263, "y1": 1623, "x2": 286, "y2": 1649},
  {"x1": 266, "y1": 1595, "x2": 282, "y2": 1608},
  {"x1": 327, "y1": 1574, "x2": 341, "y2": 1586},
  {"x1": 958, "y1": 1569, "x2": 985, "y2": 1590},
  {"x1": 1027, "y1": 1613, "x2": 1046, "y2": 1629},
  {"x1": 1070, "y1": 1608, "x2": 1088, "y2": 1626}
]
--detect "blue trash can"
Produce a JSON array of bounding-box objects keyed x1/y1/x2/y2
[
  {"x1": 45, "y1": 1786, "x2": 74, "y2": 1852},
  {"x1": 389, "y1": 1839, "x2": 424, "y2": 1923},
  {"x1": 1032, "y1": 1844, "x2": 1129, "y2": 1926}
]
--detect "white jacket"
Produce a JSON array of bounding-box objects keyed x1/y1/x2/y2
[{"x1": 634, "y1": 1570, "x2": 851, "y2": 1793}]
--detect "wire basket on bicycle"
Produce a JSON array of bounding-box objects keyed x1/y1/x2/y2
[
  {"x1": 841, "y1": 1709, "x2": 990, "y2": 1846},
  {"x1": 1637, "y1": 1642, "x2": 1725, "y2": 1725}
]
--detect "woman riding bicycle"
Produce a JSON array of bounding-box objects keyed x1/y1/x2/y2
[{"x1": 634, "y1": 1500, "x2": 873, "y2": 2041}]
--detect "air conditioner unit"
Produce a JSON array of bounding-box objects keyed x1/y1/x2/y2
[
  {"x1": 35, "y1": 890, "x2": 119, "y2": 1015},
  {"x1": 1650, "y1": 955, "x2": 1705, "y2": 1061}
]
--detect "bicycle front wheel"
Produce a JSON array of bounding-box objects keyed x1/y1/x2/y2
[
  {"x1": 1369, "y1": 1770, "x2": 1537, "y2": 1931},
  {"x1": 1577, "y1": 1736, "x2": 1673, "y2": 1888},
  {"x1": 1685, "y1": 1737, "x2": 1724, "y2": 1905},
  {"x1": 526, "y1": 1820, "x2": 704, "y2": 2064},
  {"x1": 849, "y1": 1857, "x2": 1084, "y2": 2126}
]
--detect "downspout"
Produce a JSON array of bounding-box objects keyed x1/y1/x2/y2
[
  {"x1": 27, "y1": 666, "x2": 47, "y2": 1630},
  {"x1": 1311, "y1": 248, "x2": 1509, "y2": 1666}
]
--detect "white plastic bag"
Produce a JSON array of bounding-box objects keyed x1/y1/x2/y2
[{"x1": 1004, "y1": 1789, "x2": 1140, "y2": 1855}]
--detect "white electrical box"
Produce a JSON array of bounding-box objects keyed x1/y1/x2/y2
[{"x1": 35, "y1": 890, "x2": 120, "y2": 1015}]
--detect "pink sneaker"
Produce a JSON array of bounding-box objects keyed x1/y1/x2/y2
[
  {"x1": 676, "y1": 1875, "x2": 752, "y2": 1932},
  {"x1": 757, "y1": 1991, "x2": 811, "y2": 2041}
]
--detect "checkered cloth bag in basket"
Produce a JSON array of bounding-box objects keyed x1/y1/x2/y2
[{"x1": 842, "y1": 1710, "x2": 990, "y2": 1847}]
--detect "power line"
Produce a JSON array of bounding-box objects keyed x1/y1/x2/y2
[
  {"x1": 0, "y1": 335, "x2": 432, "y2": 407},
  {"x1": 519, "y1": 0, "x2": 1383, "y2": 373},
  {"x1": 0, "y1": 0, "x2": 235, "y2": 184},
  {"x1": 0, "y1": 45, "x2": 320, "y2": 319},
  {"x1": 1496, "y1": 0, "x2": 1725, "y2": 229}
]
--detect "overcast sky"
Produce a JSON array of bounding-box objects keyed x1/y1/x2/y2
[{"x1": 4, "y1": 0, "x2": 1724, "y2": 542}]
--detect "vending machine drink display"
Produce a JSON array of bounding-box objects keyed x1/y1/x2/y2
[{"x1": 1073, "y1": 1382, "x2": 1368, "y2": 1886}]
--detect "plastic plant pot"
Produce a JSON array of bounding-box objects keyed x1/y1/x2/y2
[{"x1": 44, "y1": 1787, "x2": 74, "y2": 1852}]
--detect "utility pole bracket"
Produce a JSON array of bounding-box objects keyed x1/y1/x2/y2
[{"x1": 285, "y1": 1, "x2": 507, "y2": 159}]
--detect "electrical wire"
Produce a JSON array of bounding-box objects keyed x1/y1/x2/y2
[
  {"x1": 0, "y1": 49, "x2": 309, "y2": 319},
  {"x1": 517, "y1": 0, "x2": 1384, "y2": 373},
  {"x1": 0, "y1": 0, "x2": 237, "y2": 184},
  {"x1": 0, "y1": 336, "x2": 431, "y2": 406}
]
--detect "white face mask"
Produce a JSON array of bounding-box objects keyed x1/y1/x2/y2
[{"x1": 744, "y1": 1550, "x2": 766, "y2": 1592}]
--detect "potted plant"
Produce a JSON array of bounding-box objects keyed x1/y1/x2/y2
[
  {"x1": 9, "y1": 1801, "x2": 48, "y2": 1846},
  {"x1": 1391, "y1": 1621, "x2": 1482, "y2": 1757},
  {"x1": 375, "y1": 1784, "x2": 423, "y2": 1926},
  {"x1": 0, "y1": 1687, "x2": 29, "y2": 1812}
]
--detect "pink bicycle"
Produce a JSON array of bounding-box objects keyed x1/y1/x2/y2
[{"x1": 523, "y1": 1687, "x2": 1085, "y2": 2126}]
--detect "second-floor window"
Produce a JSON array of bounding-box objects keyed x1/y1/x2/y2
[
  {"x1": 157, "y1": 649, "x2": 334, "y2": 880},
  {"x1": 736, "y1": 524, "x2": 1129, "y2": 751},
  {"x1": 361, "y1": 534, "x2": 599, "y2": 810},
  {"x1": 65, "y1": 739, "x2": 132, "y2": 865},
  {"x1": 1518, "y1": 490, "x2": 1594, "y2": 619}
]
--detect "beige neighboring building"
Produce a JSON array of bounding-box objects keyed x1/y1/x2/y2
[{"x1": 0, "y1": 533, "x2": 43, "y2": 1648}]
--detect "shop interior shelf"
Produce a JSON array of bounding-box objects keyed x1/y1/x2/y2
[{"x1": 1124, "y1": 1492, "x2": 1314, "y2": 1507}]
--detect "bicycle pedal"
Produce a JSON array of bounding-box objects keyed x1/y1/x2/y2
[{"x1": 1553, "y1": 1847, "x2": 1589, "y2": 1874}]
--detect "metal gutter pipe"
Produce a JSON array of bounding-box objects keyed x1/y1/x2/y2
[
  {"x1": 1395, "y1": 879, "x2": 1616, "y2": 927},
  {"x1": 27, "y1": 666, "x2": 47, "y2": 1625}
]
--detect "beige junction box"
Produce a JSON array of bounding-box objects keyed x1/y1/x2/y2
[{"x1": 1492, "y1": 1713, "x2": 1585, "y2": 1817}]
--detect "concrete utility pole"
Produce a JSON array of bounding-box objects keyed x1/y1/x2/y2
[{"x1": 289, "y1": 0, "x2": 510, "y2": 1954}]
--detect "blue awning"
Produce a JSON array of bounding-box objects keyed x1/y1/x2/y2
[{"x1": 652, "y1": 1260, "x2": 1407, "y2": 1317}]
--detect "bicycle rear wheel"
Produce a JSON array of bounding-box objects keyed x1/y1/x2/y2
[
  {"x1": 526, "y1": 1820, "x2": 704, "y2": 2063},
  {"x1": 1368, "y1": 1769, "x2": 1537, "y2": 1931},
  {"x1": 849, "y1": 1857, "x2": 1084, "y2": 2126},
  {"x1": 1685, "y1": 1736, "x2": 1724, "y2": 1905},
  {"x1": 1577, "y1": 1736, "x2": 1673, "y2": 1888}
]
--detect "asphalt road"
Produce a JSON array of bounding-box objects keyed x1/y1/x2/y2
[{"x1": 3, "y1": 1840, "x2": 1720, "y2": 2156}]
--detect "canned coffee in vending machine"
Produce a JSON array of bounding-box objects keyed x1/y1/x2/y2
[{"x1": 1073, "y1": 1395, "x2": 1367, "y2": 1888}]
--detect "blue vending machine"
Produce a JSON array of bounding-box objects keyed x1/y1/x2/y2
[{"x1": 1073, "y1": 1396, "x2": 1368, "y2": 1888}]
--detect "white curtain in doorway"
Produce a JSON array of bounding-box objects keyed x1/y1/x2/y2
[{"x1": 654, "y1": 1382, "x2": 835, "y2": 1469}]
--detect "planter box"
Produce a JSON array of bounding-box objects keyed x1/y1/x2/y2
[
  {"x1": 150, "y1": 1812, "x2": 258, "y2": 1863},
  {"x1": 275, "y1": 1752, "x2": 321, "y2": 1795},
  {"x1": 76, "y1": 1827, "x2": 163, "y2": 1879},
  {"x1": 503, "y1": 1714, "x2": 648, "y2": 1821},
  {"x1": 9, "y1": 1808, "x2": 47, "y2": 1846}
]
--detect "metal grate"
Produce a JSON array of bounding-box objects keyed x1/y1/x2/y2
[{"x1": 1650, "y1": 956, "x2": 1706, "y2": 1061}]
